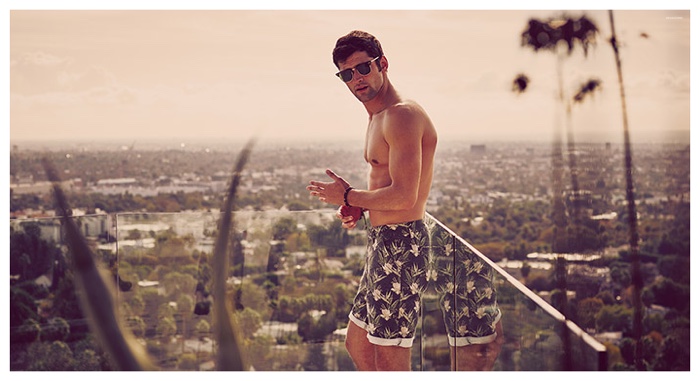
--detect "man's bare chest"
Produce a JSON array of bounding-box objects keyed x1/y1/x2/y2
[{"x1": 364, "y1": 122, "x2": 389, "y2": 166}]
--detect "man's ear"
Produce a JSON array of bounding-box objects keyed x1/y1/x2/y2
[{"x1": 378, "y1": 56, "x2": 388, "y2": 72}]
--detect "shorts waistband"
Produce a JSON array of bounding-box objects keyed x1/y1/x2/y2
[{"x1": 367, "y1": 219, "x2": 425, "y2": 234}]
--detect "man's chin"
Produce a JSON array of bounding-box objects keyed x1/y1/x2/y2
[{"x1": 354, "y1": 91, "x2": 377, "y2": 103}]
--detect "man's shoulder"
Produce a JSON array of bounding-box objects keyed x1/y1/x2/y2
[
  {"x1": 384, "y1": 100, "x2": 430, "y2": 125},
  {"x1": 382, "y1": 107, "x2": 436, "y2": 146},
  {"x1": 386, "y1": 100, "x2": 425, "y2": 115}
]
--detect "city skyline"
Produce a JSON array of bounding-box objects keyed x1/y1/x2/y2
[{"x1": 7, "y1": 3, "x2": 692, "y2": 146}]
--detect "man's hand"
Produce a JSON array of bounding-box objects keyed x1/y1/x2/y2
[
  {"x1": 307, "y1": 169, "x2": 351, "y2": 206},
  {"x1": 337, "y1": 205, "x2": 363, "y2": 229}
]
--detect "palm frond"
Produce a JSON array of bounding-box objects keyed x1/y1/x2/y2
[
  {"x1": 521, "y1": 15, "x2": 599, "y2": 56},
  {"x1": 573, "y1": 79, "x2": 602, "y2": 103},
  {"x1": 512, "y1": 73, "x2": 530, "y2": 93}
]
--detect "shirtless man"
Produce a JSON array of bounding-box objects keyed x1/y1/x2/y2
[{"x1": 307, "y1": 30, "x2": 437, "y2": 371}]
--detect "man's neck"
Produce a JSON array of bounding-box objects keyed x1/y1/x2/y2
[{"x1": 364, "y1": 79, "x2": 400, "y2": 116}]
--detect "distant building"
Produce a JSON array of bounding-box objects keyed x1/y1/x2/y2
[
  {"x1": 96, "y1": 178, "x2": 137, "y2": 186},
  {"x1": 591, "y1": 212, "x2": 618, "y2": 221},
  {"x1": 9, "y1": 213, "x2": 113, "y2": 244},
  {"x1": 11, "y1": 179, "x2": 77, "y2": 195},
  {"x1": 470, "y1": 144, "x2": 486, "y2": 153},
  {"x1": 526, "y1": 252, "x2": 603, "y2": 262}
]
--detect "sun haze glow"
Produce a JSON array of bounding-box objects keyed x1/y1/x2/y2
[{"x1": 7, "y1": 4, "x2": 693, "y2": 146}]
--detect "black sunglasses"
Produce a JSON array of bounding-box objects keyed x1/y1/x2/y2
[{"x1": 335, "y1": 56, "x2": 381, "y2": 83}]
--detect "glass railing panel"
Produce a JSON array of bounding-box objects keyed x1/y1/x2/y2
[
  {"x1": 113, "y1": 211, "x2": 217, "y2": 370},
  {"x1": 421, "y1": 214, "x2": 504, "y2": 371},
  {"x1": 423, "y1": 214, "x2": 607, "y2": 370},
  {"x1": 10, "y1": 211, "x2": 605, "y2": 371},
  {"x1": 114, "y1": 210, "x2": 359, "y2": 370}
]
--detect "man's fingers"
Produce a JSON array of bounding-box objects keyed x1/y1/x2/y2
[
  {"x1": 326, "y1": 169, "x2": 350, "y2": 188},
  {"x1": 325, "y1": 169, "x2": 338, "y2": 179},
  {"x1": 308, "y1": 180, "x2": 330, "y2": 188}
]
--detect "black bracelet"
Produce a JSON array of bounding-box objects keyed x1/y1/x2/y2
[{"x1": 343, "y1": 187, "x2": 354, "y2": 207}]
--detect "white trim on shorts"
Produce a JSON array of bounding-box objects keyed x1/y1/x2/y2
[
  {"x1": 447, "y1": 309, "x2": 502, "y2": 347},
  {"x1": 348, "y1": 312, "x2": 416, "y2": 348}
]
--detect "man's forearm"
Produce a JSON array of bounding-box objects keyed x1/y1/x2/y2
[{"x1": 345, "y1": 185, "x2": 417, "y2": 211}]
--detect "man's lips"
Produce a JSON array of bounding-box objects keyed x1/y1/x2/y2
[{"x1": 355, "y1": 85, "x2": 369, "y2": 92}]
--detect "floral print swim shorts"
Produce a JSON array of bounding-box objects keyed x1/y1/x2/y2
[
  {"x1": 349, "y1": 220, "x2": 430, "y2": 348},
  {"x1": 429, "y1": 218, "x2": 502, "y2": 346}
]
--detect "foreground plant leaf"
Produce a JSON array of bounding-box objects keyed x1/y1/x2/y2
[
  {"x1": 43, "y1": 158, "x2": 156, "y2": 371},
  {"x1": 212, "y1": 138, "x2": 256, "y2": 371}
]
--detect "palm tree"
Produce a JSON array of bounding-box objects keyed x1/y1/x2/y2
[
  {"x1": 517, "y1": 15, "x2": 600, "y2": 251},
  {"x1": 523, "y1": 14, "x2": 600, "y2": 251},
  {"x1": 517, "y1": 13, "x2": 600, "y2": 371},
  {"x1": 519, "y1": 15, "x2": 601, "y2": 250},
  {"x1": 608, "y1": 10, "x2": 644, "y2": 371}
]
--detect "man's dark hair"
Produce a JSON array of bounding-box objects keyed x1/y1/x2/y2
[{"x1": 332, "y1": 30, "x2": 384, "y2": 68}]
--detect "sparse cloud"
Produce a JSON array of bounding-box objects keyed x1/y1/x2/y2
[
  {"x1": 11, "y1": 50, "x2": 119, "y2": 97},
  {"x1": 12, "y1": 51, "x2": 72, "y2": 67}
]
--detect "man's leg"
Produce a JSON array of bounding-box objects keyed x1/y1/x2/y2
[
  {"x1": 345, "y1": 320, "x2": 376, "y2": 371},
  {"x1": 451, "y1": 320, "x2": 504, "y2": 371},
  {"x1": 375, "y1": 345, "x2": 411, "y2": 371}
]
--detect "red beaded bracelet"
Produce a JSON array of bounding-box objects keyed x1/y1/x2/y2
[{"x1": 343, "y1": 186, "x2": 354, "y2": 207}]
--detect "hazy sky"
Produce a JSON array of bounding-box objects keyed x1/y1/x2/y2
[{"x1": 6, "y1": 2, "x2": 694, "y2": 145}]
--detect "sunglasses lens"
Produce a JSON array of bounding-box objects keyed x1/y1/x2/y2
[
  {"x1": 338, "y1": 70, "x2": 353, "y2": 82},
  {"x1": 356, "y1": 62, "x2": 372, "y2": 75},
  {"x1": 337, "y1": 58, "x2": 378, "y2": 82}
]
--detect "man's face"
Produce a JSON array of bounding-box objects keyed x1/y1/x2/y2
[{"x1": 337, "y1": 51, "x2": 384, "y2": 103}]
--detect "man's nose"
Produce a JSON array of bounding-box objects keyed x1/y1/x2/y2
[{"x1": 350, "y1": 71, "x2": 365, "y2": 84}]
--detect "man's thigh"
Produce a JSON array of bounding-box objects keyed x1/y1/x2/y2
[{"x1": 374, "y1": 345, "x2": 411, "y2": 371}]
